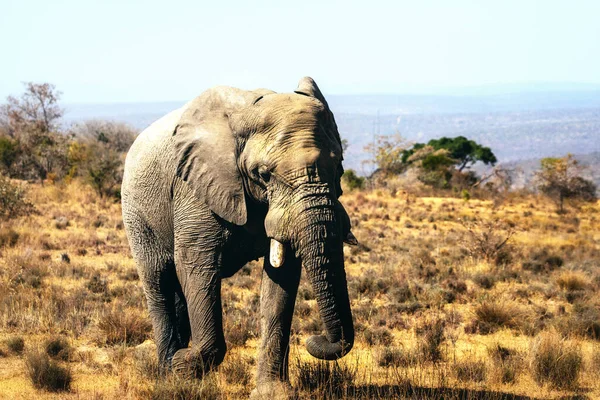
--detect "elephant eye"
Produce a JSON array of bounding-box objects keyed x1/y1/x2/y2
[{"x1": 257, "y1": 166, "x2": 271, "y2": 183}]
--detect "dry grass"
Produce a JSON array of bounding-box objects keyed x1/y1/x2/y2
[
  {"x1": 530, "y1": 331, "x2": 583, "y2": 389},
  {"x1": 1, "y1": 181, "x2": 599, "y2": 398},
  {"x1": 25, "y1": 350, "x2": 72, "y2": 392}
]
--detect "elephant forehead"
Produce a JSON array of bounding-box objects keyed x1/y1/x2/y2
[{"x1": 249, "y1": 94, "x2": 324, "y2": 126}]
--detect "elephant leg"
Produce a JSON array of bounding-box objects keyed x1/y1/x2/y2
[
  {"x1": 171, "y1": 211, "x2": 228, "y2": 378},
  {"x1": 124, "y1": 213, "x2": 186, "y2": 371},
  {"x1": 253, "y1": 254, "x2": 301, "y2": 398},
  {"x1": 142, "y1": 264, "x2": 191, "y2": 371},
  {"x1": 172, "y1": 260, "x2": 226, "y2": 378},
  {"x1": 174, "y1": 287, "x2": 191, "y2": 348}
]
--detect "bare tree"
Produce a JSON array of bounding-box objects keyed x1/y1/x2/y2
[
  {"x1": 1, "y1": 82, "x2": 63, "y2": 136},
  {"x1": 0, "y1": 83, "x2": 68, "y2": 181}
]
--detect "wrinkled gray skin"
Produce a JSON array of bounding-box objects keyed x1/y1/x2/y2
[{"x1": 121, "y1": 77, "x2": 355, "y2": 397}]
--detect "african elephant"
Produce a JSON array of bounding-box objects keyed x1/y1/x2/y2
[{"x1": 121, "y1": 77, "x2": 356, "y2": 396}]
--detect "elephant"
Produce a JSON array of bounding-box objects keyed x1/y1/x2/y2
[{"x1": 121, "y1": 77, "x2": 356, "y2": 396}]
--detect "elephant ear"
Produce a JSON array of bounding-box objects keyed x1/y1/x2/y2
[
  {"x1": 173, "y1": 90, "x2": 251, "y2": 225},
  {"x1": 295, "y1": 77, "x2": 330, "y2": 108}
]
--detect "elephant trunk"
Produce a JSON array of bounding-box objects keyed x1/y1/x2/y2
[{"x1": 294, "y1": 191, "x2": 354, "y2": 360}]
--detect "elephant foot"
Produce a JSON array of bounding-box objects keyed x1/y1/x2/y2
[
  {"x1": 171, "y1": 347, "x2": 224, "y2": 379},
  {"x1": 251, "y1": 380, "x2": 295, "y2": 400}
]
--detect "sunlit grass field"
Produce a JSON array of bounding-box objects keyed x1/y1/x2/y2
[{"x1": 1, "y1": 181, "x2": 599, "y2": 399}]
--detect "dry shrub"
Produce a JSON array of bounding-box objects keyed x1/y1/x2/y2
[
  {"x1": 555, "y1": 302, "x2": 600, "y2": 340},
  {"x1": 0, "y1": 226, "x2": 19, "y2": 247},
  {"x1": 6, "y1": 336, "x2": 25, "y2": 355},
  {"x1": 220, "y1": 352, "x2": 252, "y2": 387},
  {"x1": 530, "y1": 331, "x2": 582, "y2": 389},
  {"x1": 377, "y1": 347, "x2": 418, "y2": 368},
  {"x1": 87, "y1": 273, "x2": 109, "y2": 294},
  {"x1": 44, "y1": 336, "x2": 74, "y2": 361},
  {"x1": 224, "y1": 308, "x2": 258, "y2": 347},
  {"x1": 454, "y1": 359, "x2": 487, "y2": 383},
  {"x1": 25, "y1": 351, "x2": 72, "y2": 392},
  {"x1": 0, "y1": 174, "x2": 35, "y2": 220},
  {"x1": 416, "y1": 318, "x2": 445, "y2": 362},
  {"x1": 488, "y1": 344, "x2": 523, "y2": 384},
  {"x1": 295, "y1": 359, "x2": 356, "y2": 396},
  {"x1": 390, "y1": 282, "x2": 415, "y2": 303},
  {"x1": 363, "y1": 326, "x2": 394, "y2": 346},
  {"x1": 351, "y1": 270, "x2": 390, "y2": 297},
  {"x1": 473, "y1": 272, "x2": 496, "y2": 289},
  {"x1": 556, "y1": 271, "x2": 588, "y2": 292},
  {"x1": 133, "y1": 346, "x2": 160, "y2": 379},
  {"x1": 522, "y1": 250, "x2": 564, "y2": 273},
  {"x1": 469, "y1": 301, "x2": 527, "y2": 334},
  {"x1": 459, "y1": 218, "x2": 515, "y2": 264},
  {"x1": 98, "y1": 309, "x2": 152, "y2": 346},
  {"x1": 148, "y1": 374, "x2": 221, "y2": 400}
]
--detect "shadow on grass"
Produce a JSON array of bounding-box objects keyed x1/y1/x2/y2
[{"x1": 310, "y1": 382, "x2": 590, "y2": 400}]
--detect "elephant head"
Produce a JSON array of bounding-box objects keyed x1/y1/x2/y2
[{"x1": 173, "y1": 77, "x2": 355, "y2": 360}]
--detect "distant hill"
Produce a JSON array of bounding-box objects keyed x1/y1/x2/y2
[
  {"x1": 494, "y1": 152, "x2": 600, "y2": 192},
  {"x1": 63, "y1": 88, "x2": 600, "y2": 175}
]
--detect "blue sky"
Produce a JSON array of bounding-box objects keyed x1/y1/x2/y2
[{"x1": 1, "y1": 0, "x2": 599, "y2": 103}]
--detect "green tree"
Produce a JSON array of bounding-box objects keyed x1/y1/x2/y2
[
  {"x1": 341, "y1": 169, "x2": 365, "y2": 191},
  {"x1": 402, "y1": 136, "x2": 497, "y2": 172},
  {"x1": 405, "y1": 145, "x2": 456, "y2": 188},
  {"x1": 536, "y1": 154, "x2": 597, "y2": 213}
]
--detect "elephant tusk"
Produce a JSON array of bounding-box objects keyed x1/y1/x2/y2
[
  {"x1": 344, "y1": 231, "x2": 359, "y2": 246},
  {"x1": 270, "y1": 239, "x2": 285, "y2": 268}
]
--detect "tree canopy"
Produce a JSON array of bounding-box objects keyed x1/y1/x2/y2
[{"x1": 402, "y1": 136, "x2": 497, "y2": 171}]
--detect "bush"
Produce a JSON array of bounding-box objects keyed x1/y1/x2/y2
[
  {"x1": 295, "y1": 359, "x2": 355, "y2": 395},
  {"x1": 224, "y1": 308, "x2": 258, "y2": 347},
  {"x1": 44, "y1": 336, "x2": 73, "y2": 361},
  {"x1": 454, "y1": 360, "x2": 487, "y2": 383},
  {"x1": 470, "y1": 301, "x2": 526, "y2": 334},
  {"x1": 555, "y1": 302, "x2": 600, "y2": 340},
  {"x1": 363, "y1": 326, "x2": 393, "y2": 346},
  {"x1": 377, "y1": 347, "x2": 417, "y2": 368},
  {"x1": 220, "y1": 352, "x2": 252, "y2": 386},
  {"x1": 488, "y1": 344, "x2": 522, "y2": 384},
  {"x1": 556, "y1": 271, "x2": 588, "y2": 292},
  {"x1": 459, "y1": 218, "x2": 515, "y2": 264},
  {"x1": 0, "y1": 136, "x2": 19, "y2": 172},
  {"x1": 342, "y1": 169, "x2": 365, "y2": 191},
  {"x1": 86, "y1": 273, "x2": 108, "y2": 294},
  {"x1": 522, "y1": 250, "x2": 564, "y2": 273},
  {"x1": 98, "y1": 310, "x2": 152, "y2": 346},
  {"x1": 0, "y1": 226, "x2": 19, "y2": 247},
  {"x1": 133, "y1": 346, "x2": 160, "y2": 379},
  {"x1": 0, "y1": 174, "x2": 34, "y2": 220},
  {"x1": 417, "y1": 319, "x2": 445, "y2": 362},
  {"x1": 473, "y1": 273, "x2": 496, "y2": 289},
  {"x1": 6, "y1": 336, "x2": 25, "y2": 355},
  {"x1": 530, "y1": 331, "x2": 582, "y2": 389},
  {"x1": 25, "y1": 351, "x2": 72, "y2": 392}
]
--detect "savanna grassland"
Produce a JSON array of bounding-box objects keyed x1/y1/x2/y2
[{"x1": 1, "y1": 181, "x2": 599, "y2": 399}]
